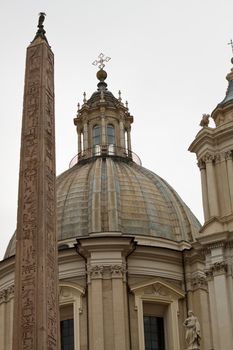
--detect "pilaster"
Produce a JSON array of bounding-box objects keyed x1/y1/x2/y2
[{"x1": 77, "y1": 236, "x2": 134, "y2": 350}]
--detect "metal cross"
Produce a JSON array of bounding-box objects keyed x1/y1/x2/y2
[
  {"x1": 92, "y1": 53, "x2": 111, "y2": 69},
  {"x1": 228, "y1": 39, "x2": 233, "y2": 54}
]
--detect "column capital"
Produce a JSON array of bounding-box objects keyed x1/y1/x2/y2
[
  {"x1": 197, "y1": 158, "x2": 206, "y2": 169},
  {"x1": 205, "y1": 261, "x2": 228, "y2": 279},
  {"x1": 0, "y1": 285, "x2": 14, "y2": 304},
  {"x1": 203, "y1": 152, "x2": 215, "y2": 164},
  {"x1": 190, "y1": 275, "x2": 208, "y2": 291},
  {"x1": 87, "y1": 264, "x2": 127, "y2": 281},
  {"x1": 225, "y1": 150, "x2": 233, "y2": 160}
]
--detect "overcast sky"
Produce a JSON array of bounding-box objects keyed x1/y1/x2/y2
[{"x1": 0, "y1": 0, "x2": 233, "y2": 259}]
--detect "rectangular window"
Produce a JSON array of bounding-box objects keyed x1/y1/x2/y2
[
  {"x1": 60, "y1": 318, "x2": 74, "y2": 350},
  {"x1": 144, "y1": 316, "x2": 166, "y2": 350}
]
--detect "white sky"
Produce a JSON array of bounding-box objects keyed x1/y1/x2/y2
[{"x1": 0, "y1": 0, "x2": 233, "y2": 260}]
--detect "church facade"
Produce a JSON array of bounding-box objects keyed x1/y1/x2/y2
[{"x1": 0, "y1": 18, "x2": 233, "y2": 350}]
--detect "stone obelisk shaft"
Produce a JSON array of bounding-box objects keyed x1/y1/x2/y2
[{"x1": 12, "y1": 33, "x2": 60, "y2": 349}]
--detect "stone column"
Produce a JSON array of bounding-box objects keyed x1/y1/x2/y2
[
  {"x1": 0, "y1": 297, "x2": 6, "y2": 349},
  {"x1": 206, "y1": 260, "x2": 233, "y2": 350},
  {"x1": 88, "y1": 266, "x2": 105, "y2": 350},
  {"x1": 77, "y1": 236, "x2": 134, "y2": 350},
  {"x1": 111, "y1": 265, "x2": 128, "y2": 350},
  {"x1": 225, "y1": 151, "x2": 233, "y2": 211},
  {"x1": 12, "y1": 19, "x2": 60, "y2": 350},
  {"x1": 204, "y1": 153, "x2": 219, "y2": 217},
  {"x1": 198, "y1": 158, "x2": 210, "y2": 221},
  {"x1": 127, "y1": 128, "x2": 132, "y2": 151},
  {"x1": 216, "y1": 153, "x2": 231, "y2": 216},
  {"x1": 78, "y1": 128, "x2": 82, "y2": 154},
  {"x1": 83, "y1": 122, "x2": 88, "y2": 150},
  {"x1": 119, "y1": 120, "x2": 126, "y2": 149}
]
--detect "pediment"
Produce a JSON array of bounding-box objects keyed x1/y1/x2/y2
[
  {"x1": 59, "y1": 282, "x2": 85, "y2": 302},
  {"x1": 130, "y1": 278, "x2": 184, "y2": 300}
]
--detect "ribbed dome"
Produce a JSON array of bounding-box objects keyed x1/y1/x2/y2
[
  {"x1": 4, "y1": 157, "x2": 200, "y2": 258},
  {"x1": 87, "y1": 90, "x2": 119, "y2": 108}
]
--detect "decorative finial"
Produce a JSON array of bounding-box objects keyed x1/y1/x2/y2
[
  {"x1": 92, "y1": 53, "x2": 111, "y2": 70},
  {"x1": 83, "y1": 92, "x2": 87, "y2": 103},
  {"x1": 228, "y1": 39, "x2": 233, "y2": 66},
  {"x1": 77, "y1": 103, "x2": 80, "y2": 111},
  {"x1": 125, "y1": 101, "x2": 128, "y2": 109},
  {"x1": 38, "y1": 12, "x2": 46, "y2": 27},
  {"x1": 200, "y1": 114, "x2": 210, "y2": 127},
  {"x1": 33, "y1": 12, "x2": 48, "y2": 43},
  {"x1": 228, "y1": 39, "x2": 233, "y2": 54},
  {"x1": 118, "y1": 90, "x2": 122, "y2": 102}
]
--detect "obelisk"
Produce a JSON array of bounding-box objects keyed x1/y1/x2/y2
[{"x1": 12, "y1": 14, "x2": 60, "y2": 350}]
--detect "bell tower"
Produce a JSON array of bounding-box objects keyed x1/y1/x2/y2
[
  {"x1": 189, "y1": 57, "x2": 233, "y2": 229},
  {"x1": 189, "y1": 55, "x2": 233, "y2": 350}
]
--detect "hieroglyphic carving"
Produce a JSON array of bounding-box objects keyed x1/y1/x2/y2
[{"x1": 13, "y1": 38, "x2": 59, "y2": 350}]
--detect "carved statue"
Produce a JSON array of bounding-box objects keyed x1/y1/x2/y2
[
  {"x1": 200, "y1": 113, "x2": 210, "y2": 127},
  {"x1": 38, "y1": 12, "x2": 46, "y2": 27},
  {"x1": 183, "y1": 311, "x2": 201, "y2": 350}
]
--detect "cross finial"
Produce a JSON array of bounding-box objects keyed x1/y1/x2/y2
[
  {"x1": 228, "y1": 39, "x2": 233, "y2": 54},
  {"x1": 92, "y1": 53, "x2": 111, "y2": 70}
]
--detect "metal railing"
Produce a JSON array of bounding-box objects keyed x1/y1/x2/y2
[{"x1": 69, "y1": 145, "x2": 142, "y2": 168}]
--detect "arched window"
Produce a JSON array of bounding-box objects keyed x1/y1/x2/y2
[
  {"x1": 107, "y1": 125, "x2": 115, "y2": 145},
  {"x1": 93, "y1": 125, "x2": 101, "y2": 146},
  {"x1": 125, "y1": 129, "x2": 128, "y2": 149},
  {"x1": 80, "y1": 130, "x2": 83, "y2": 152}
]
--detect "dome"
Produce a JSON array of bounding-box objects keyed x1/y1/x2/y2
[{"x1": 4, "y1": 156, "x2": 200, "y2": 258}]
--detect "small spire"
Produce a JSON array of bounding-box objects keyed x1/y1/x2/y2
[
  {"x1": 118, "y1": 90, "x2": 122, "y2": 102},
  {"x1": 83, "y1": 92, "x2": 87, "y2": 103},
  {"x1": 228, "y1": 39, "x2": 233, "y2": 55},
  {"x1": 125, "y1": 101, "x2": 128, "y2": 109},
  {"x1": 77, "y1": 103, "x2": 80, "y2": 111},
  {"x1": 33, "y1": 12, "x2": 48, "y2": 43}
]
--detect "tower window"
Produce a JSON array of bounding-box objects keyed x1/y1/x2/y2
[
  {"x1": 144, "y1": 316, "x2": 166, "y2": 350},
  {"x1": 93, "y1": 125, "x2": 101, "y2": 146},
  {"x1": 107, "y1": 124, "x2": 115, "y2": 145}
]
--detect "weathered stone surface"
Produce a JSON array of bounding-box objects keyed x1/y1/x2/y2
[{"x1": 12, "y1": 33, "x2": 60, "y2": 349}]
